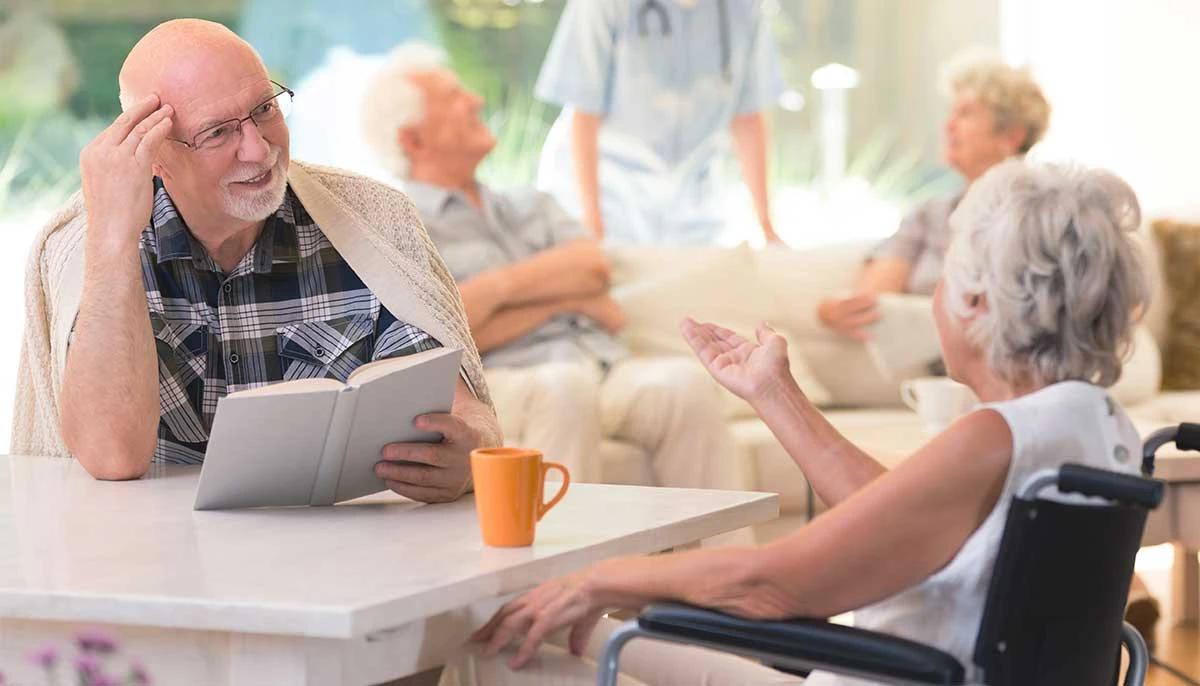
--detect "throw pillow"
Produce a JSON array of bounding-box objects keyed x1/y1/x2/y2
[
  {"x1": 608, "y1": 244, "x2": 834, "y2": 416},
  {"x1": 1153, "y1": 220, "x2": 1200, "y2": 390}
]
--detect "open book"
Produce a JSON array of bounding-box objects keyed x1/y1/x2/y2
[
  {"x1": 194, "y1": 347, "x2": 464, "y2": 510},
  {"x1": 863, "y1": 293, "x2": 943, "y2": 382}
]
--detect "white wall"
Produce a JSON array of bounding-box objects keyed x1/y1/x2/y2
[{"x1": 1004, "y1": 0, "x2": 1200, "y2": 220}]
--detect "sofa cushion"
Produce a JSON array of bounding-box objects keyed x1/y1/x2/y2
[
  {"x1": 1127, "y1": 391, "x2": 1200, "y2": 424},
  {"x1": 1153, "y1": 220, "x2": 1200, "y2": 390},
  {"x1": 609, "y1": 244, "x2": 832, "y2": 416},
  {"x1": 756, "y1": 241, "x2": 927, "y2": 406},
  {"x1": 756, "y1": 241, "x2": 868, "y2": 340}
]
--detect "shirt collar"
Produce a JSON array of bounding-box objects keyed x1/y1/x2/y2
[
  {"x1": 404, "y1": 180, "x2": 495, "y2": 217},
  {"x1": 145, "y1": 178, "x2": 301, "y2": 274},
  {"x1": 403, "y1": 181, "x2": 455, "y2": 217}
]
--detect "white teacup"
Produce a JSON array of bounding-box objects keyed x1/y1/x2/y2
[{"x1": 900, "y1": 377, "x2": 979, "y2": 435}]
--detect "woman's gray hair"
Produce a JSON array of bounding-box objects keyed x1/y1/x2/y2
[
  {"x1": 942, "y1": 159, "x2": 1149, "y2": 388},
  {"x1": 941, "y1": 49, "x2": 1051, "y2": 154},
  {"x1": 359, "y1": 42, "x2": 447, "y2": 179}
]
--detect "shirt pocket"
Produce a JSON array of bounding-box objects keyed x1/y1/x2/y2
[
  {"x1": 276, "y1": 312, "x2": 375, "y2": 382},
  {"x1": 150, "y1": 316, "x2": 208, "y2": 389}
]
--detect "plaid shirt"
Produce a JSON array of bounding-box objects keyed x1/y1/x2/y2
[{"x1": 139, "y1": 179, "x2": 439, "y2": 464}]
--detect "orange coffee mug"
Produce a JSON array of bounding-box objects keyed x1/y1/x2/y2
[{"x1": 470, "y1": 447, "x2": 570, "y2": 547}]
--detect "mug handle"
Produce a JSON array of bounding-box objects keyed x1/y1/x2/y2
[
  {"x1": 900, "y1": 381, "x2": 920, "y2": 411},
  {"x1": 538, "y1": 461, "x2": 571, "y2": 521}
]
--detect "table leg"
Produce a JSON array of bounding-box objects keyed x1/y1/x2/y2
[{"x1": 1171, "y1": 544, "x2": 1199, "y2": 626}]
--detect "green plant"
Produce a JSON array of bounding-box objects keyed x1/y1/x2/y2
[
  {"x1": 767, "y1": 124, "x2": 960, "y2": 207},
  {"x1": 0, "y1": 114, "x2": 100, "y2": 221},
  {"x1": 478, "y1": 89, "x2": 556, "y2": 186}
]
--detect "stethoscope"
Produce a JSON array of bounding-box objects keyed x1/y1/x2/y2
[{"x1": 636, "y1": 0, "x2": 732, "y2": 83}]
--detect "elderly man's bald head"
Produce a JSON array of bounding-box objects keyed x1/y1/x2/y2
[
  {"x1": 116, "y1": 19, "x2": 290, "y2": 230},
  {"x1": 118, "y1": 19, "x2": 267, "y2": 112}
]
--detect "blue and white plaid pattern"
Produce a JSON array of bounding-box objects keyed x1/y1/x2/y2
[{"x1": 140, "y1": 179, "x2": 439, "y2": 464}]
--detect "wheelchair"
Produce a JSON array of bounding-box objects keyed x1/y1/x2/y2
[{"x1": 597, "y1": 423, "x2": 1200, "y2": 686}]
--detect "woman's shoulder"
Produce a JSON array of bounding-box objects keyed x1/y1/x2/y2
[{"x1": 983, "y1": 381, "x2": 1138, "y2": 475}]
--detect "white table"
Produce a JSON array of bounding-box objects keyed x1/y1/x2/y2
[
  {"x1": 0, "y1": 456, "x2": 777, "y2": 685},
  {"x1": 830, "y1": 411, "x2": 1200, "y2": 626}
]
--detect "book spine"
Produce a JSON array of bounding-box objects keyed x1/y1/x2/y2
[{"x1": 308, "y1": 386, "x2": 360, "y2": 506}]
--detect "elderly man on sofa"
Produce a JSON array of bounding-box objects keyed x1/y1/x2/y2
[
  {"x1": 360, "y1": 44, "x2": 744, "y2": 491},
  {"x1": 13, "y1": 21, "x2": 500, "y2": 504}
]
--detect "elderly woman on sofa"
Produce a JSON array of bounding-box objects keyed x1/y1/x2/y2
[
  {"x1": 439, "y1": 159, "x2": 1149, "y2": 686},
  {"x1": 817, "y1": 52, "x2": 1050, "y2": 342}
]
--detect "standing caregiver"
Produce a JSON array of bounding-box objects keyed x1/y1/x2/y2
[{"x1": 534, "y1": 0, "x2": 786, "y2": 246}]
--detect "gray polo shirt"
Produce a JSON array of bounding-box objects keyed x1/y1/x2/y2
[
  {"x1": 407, "y1": 181, "x2": 628, "y2": 370},
  {"x1": 868, "y1": 190, "x2": 964, "y2": 296}
]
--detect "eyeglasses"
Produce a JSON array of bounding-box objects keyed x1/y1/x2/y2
[{"x1": 169, "y1": 81, "x2": 294, "y2": 152}]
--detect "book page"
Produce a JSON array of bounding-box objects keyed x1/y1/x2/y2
[
  {"x1": 229, "y1": 377, "x2": 344, "y2": 398},
  {"x1": 345, "y1": 346, "x2": 452, "y2": 386},
  {"x1": 334, "y1": 347, "x2": 464, "y2": 503},
  {"x1": 194, "y1": 387, "x2": 340, "y2": 510}
]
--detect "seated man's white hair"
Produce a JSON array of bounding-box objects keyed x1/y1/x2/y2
[
  {"x1": 359, "y1": 42, "x2": 447, "y2": 179},
  {"x1": 942, "y1": 159, "x2": 1149, "y2": 387}
]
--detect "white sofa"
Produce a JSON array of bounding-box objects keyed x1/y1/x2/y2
[{"x1": 592, "y1": 234, "x2": 1200, "y2": 542}]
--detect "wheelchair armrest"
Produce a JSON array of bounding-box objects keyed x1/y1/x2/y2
[
  {"x1": 638, "y1": 603, "x2": 965, "y2": 685},
  {"x1": 1177, "y1": 423, "x2": 1200, "y2": 452},
  {"x1": 1058, "y1": 464, "x2": 1163, "y2": 508}
]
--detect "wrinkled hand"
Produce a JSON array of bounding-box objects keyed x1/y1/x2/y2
[
  {"x1": 816, "y1": 293, "x2": 880, "y2": 342},
  {"x1": 471, "y1": 569, "x2": 605, "y2": 670},
  {"x1": 375, "y1": 412, "x2": 480, "y2": 503},
  {"x1": 575, "y1": 294, "x2": 626, "y2": 333},
  {"x1": 681, "y1": 317, "x2": 791, "y2": 404},
  {"x1": 79, "y1": 94, "x2": 174, "y2": 253}
]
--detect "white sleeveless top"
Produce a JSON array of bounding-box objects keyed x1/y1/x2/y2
[{"x1": 806, "y1": 381, "x2": 1141, "y2": 686}]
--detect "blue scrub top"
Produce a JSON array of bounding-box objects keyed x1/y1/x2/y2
[{"x1": 534, "y1": 0, "x2": 784, "y2": 245}]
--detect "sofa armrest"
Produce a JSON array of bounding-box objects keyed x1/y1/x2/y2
[{"x1": 637, "y1": 603, "x2": 965, "y2": 685}]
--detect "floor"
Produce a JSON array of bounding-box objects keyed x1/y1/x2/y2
[
  {"x1": 1141, "y1": 545, "x2": 1199, "y2": 685},
  {"x1": 1148, "y1": 624, "x2": 1199, "y2": 686}
]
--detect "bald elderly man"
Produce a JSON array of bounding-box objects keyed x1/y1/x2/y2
[{"x1": 12, "y1": 19, "x2": 500, "y2": 504}]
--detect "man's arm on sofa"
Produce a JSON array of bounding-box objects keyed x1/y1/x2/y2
[
  {"x1": 472, "y1": 301, "x2": 569, "y2": 354},
  {"x1": 458, "y1": 239, "x2": 611, "y2": 330},
  {"x1": 471, "y1": 294, "x2": 625, "y2": 354}
]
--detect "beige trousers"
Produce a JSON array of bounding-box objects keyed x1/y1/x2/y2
[
  {"x1": 438, "y1": 616, "x2": 803, "y2": 686},
  {"x1": 484, "y1": 357, "x2": 748, "y2": 491}
]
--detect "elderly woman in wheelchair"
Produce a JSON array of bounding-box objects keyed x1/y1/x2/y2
[{"x1": 441, "y1": 159, "x2": 1158, "y2": 686}]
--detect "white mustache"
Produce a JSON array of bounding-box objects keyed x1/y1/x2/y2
[{"x1": 223, "y1": 147, "x2": 281, "y2": 185}]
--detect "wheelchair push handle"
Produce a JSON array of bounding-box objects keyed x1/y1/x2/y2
[
  {"x1": 1057, "y1": 463, "x2": 1164, "y2": 509},
  {"x1": 1177, "y1": 422, "x2": 1200, "y2": 452},
  {"x1": 1142, "y1": 422, "x2": 1200, "y2": 477}
]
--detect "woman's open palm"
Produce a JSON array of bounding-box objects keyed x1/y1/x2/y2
[{"x1": 680, "y1": 318, "x2": 790, "y2": 403}]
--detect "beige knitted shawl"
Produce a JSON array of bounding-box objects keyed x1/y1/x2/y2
[{"x1": 10, "y1": 161, "x2": 492, "y2": 457}]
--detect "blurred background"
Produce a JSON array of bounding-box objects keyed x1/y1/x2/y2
[
  {"x1": 0, "y1": 0, "x2": 996, "y2": 248},
  {"x1": 1, "y1": 0, "x2": 1199, "y2": 447}
]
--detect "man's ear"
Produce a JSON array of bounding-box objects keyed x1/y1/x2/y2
[{"x1": 398, "y1": 127, "x2": 422, "y2": 158}]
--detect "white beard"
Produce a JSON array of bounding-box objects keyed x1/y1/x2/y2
[{"x1": 221, "y1": 150, "x2": 287, "y2": 222}]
